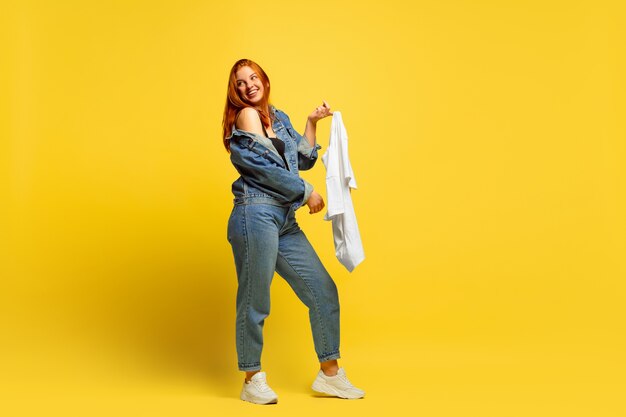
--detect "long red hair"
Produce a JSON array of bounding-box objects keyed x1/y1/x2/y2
[{"x1": 222, "y1": 59, "x2": 273, "y2": 152}]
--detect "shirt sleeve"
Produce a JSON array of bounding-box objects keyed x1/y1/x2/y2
[{"x1": 230, "y1": 135, "x2": 313, "y2": 210}]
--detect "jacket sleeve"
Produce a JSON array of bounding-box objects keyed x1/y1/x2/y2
[
  {"x1": 277, "y1": 110, "x2": 322, "y2": 171},
  {"x1": 230, "y1": 136, "x2": 313, "y2": 210}
]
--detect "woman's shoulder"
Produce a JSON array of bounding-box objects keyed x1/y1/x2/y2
[
  {"x1": 236, "y1": 106, "x2": 260, "y2": 121},
  {"x1": 236, "y1": 107, "x2": 262, "y2": 129},
  {"x1": 234, "y1": 105, "x2": 287, "y2": 130}
]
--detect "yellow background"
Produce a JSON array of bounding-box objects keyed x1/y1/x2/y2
[{"x1": 2, "y1": 0, "x2": 625, "y2": 415}]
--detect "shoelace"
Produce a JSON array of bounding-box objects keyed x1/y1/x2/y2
[
  {"x1": 338, "y1": 374, "x2": 354, "y2": 386},
  {"x1": 251, "y1": 377, "x2": 272, "y2": 392},
  {"x1": 324, "y1": 371, "x2": 353, "y2": 387}
]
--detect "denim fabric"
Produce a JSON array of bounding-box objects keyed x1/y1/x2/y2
[
  {"x1": 226, "y1": 189, "x2": 341, "y2": 371},
  {"x1": 226, "y1": 105, "x2": 323, "y2": 211}
]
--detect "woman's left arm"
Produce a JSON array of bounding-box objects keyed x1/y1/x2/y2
[{"x1": 303, "y1": 100, "x2": 333, "y2": 146}]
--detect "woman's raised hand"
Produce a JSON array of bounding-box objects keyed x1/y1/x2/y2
[{"x1": 307, "y1": 100, "x2": 333, "y2": 124}]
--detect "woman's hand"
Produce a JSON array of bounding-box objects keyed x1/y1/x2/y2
[
  {"x1": 307, "y1": 100, "x2": 333, "y2": 124},
  {"x1": 306, "y1": 190, "x2": 325, "y2": 214}
]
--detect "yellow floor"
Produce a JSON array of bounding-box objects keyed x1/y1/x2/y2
[{"x1": 3, "y1": 335, "x2": 624, "y2": 417}]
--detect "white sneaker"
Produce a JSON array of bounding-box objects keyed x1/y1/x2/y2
[
  {"x1": 240, "y1": 371, "x2": 278, "y2": 404},
  {"x1": 312, "y1": 367, "x2": 365, "y2": 399}
]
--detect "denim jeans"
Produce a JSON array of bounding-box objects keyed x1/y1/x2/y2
[{"x1": 227, "y1": 202, "x2": 341, "y2": 371}]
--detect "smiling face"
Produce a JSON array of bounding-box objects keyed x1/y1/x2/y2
[{"x1": 235, "y1": 65, "x2": 265, "y2": 105}]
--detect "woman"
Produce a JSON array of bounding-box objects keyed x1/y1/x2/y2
[{"x1": 222, "y1": 58, "x2": 365, "y2": 404}]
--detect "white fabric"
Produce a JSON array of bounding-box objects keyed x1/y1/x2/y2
[{"x1": 321, "y1": 111, "x2": 365, "y2": 272}]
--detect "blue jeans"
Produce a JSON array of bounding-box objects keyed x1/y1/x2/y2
[{"x1": 227, "y1": 203, "x2": 341, "y2": 371}]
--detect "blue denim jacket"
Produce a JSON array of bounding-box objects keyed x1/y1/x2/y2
[{"x1": 226, "y1": 105, "x2": 323, "y2": 211}]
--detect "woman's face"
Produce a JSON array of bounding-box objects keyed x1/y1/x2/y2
[{"x1": 235, "y1": 66, "x2": 264, "y2": 105}]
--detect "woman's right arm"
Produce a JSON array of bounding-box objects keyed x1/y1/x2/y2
[
  {"x1": 232, "y1": 107, "x2": 324, "y2": 213},
  {"x1": 229, "y1": 136, "x2": 314, "y2": 211}
]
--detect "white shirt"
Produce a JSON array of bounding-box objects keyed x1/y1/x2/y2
[{"x1": 321, "y1": 111, "x2": 365, "y2": 272}]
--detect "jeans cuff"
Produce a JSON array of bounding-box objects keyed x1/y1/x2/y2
[
  {"x1": 318, "y1": 350, "x2": 341, "y2": 362},
  {"x1": 238, "y1": 361, "x2": 261, "y2": 371}
]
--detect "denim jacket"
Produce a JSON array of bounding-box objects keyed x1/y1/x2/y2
[{"x1": 226, "y1": 105, "x2": 323, "y2": 211}]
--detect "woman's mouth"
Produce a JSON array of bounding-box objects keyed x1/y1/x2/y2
[{"x1": 247, "y1": 89, "x2": 258, "y2": 98}]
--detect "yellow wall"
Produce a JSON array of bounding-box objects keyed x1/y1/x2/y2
[{"x1": 2, "y1": 0, "x2": 625, "y2": 415}]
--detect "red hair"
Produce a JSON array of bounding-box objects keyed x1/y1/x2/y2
[{"x1": 221, "y1": 59, "x2": 273, "y2": 152}]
